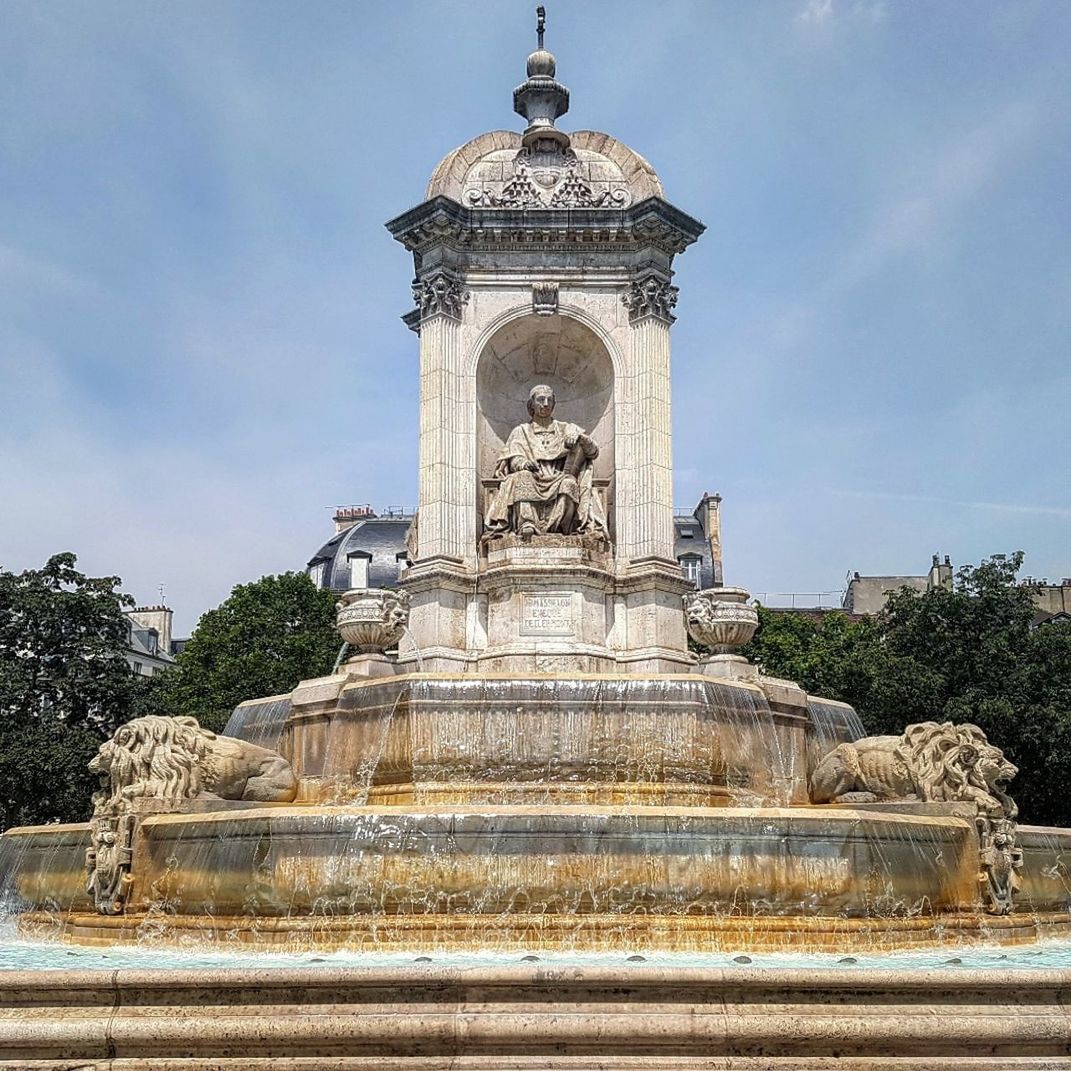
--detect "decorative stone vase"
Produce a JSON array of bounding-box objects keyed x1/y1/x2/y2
[
  {"x1": 336, "y1": 589, "x2": 410, "y2": 654},
  {"x1": 683, "y1": 587, "x2": 758, "y2": 654}
]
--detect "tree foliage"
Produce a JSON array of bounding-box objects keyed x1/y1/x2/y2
[
  {"x1": 145, "y1": 572, "x2": 340, "y2": 732},
  {"x1": 743, "y1": 553, "x2": 1071, "y2": 827},
  {"x1": 0, "y1": 553, "x2": 138, "y2": 827}
]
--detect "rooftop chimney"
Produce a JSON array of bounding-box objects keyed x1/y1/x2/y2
[
  {"x1": 334, "y1": 505, "x2": 376, "y2": 534},
  {"x1": 127, "y1": 605, "x2": 173, "y2": 658},
  {"x1": 696, "y1": 492, "x2": 723, "y2": 586}
]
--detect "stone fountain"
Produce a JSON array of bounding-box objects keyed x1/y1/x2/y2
[{"x1": 3, "y1": 9, "x2": 1071, "y2": 972}]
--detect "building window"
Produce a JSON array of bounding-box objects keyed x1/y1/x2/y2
[
  {"x1": 308, "y1": 562, "x2": 326, "y2": 589},
  {"x1": 348, "y1": 552, "x2": 371, "y2": 589},
  {"x1": 679, "y1": 555, "x2": 702, "y2": 589},
  {"x1": 396, "y1": 552, "x2": 409, "y2": 580},
  {"x1": 131, "y1": 661, "x2": 144, "y2": 675}
]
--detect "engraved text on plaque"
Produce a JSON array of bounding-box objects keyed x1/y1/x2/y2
[{"x1": 520, "y1": 593, "x2": 575, "y2": 637}]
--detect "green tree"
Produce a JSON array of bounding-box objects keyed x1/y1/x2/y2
[
  {"x1": 0, "y1": 553, "x2": 138, "y2": 827},
  {"x1": 147, "y1": 572, "x2": 339, "y2": 732},
  {"x1": 743, "y1": 553, "x2": 1071, "y2": 826}
]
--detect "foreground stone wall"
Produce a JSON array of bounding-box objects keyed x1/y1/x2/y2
[{"x1": 2, "y1": 965, "x2": 1071, "y2": 1069}]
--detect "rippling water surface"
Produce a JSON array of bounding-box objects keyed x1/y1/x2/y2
[{"x1": 3, "y1": 925, "x2": 1071, "y2": 973}]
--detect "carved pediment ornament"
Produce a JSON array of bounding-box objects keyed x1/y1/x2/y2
[
  {"x1": 412, "y1": 272, "x2": 470, "y2": 321},
  {"x1": 622, "y1": 274, "x2": 679, "y2": 324},
  {"x1": 464, "y1": 146, "x2": 631, "y2": 210}
]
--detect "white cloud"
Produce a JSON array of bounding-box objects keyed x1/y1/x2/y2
[
  {"x1": 797, "y1": 0, "x2": 835, "y2": 24},
  {"x1": 796, "y1": 0, "x2": 886, "y2": 26}
]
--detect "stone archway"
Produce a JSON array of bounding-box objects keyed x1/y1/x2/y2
[{"x1": 474, "y1": 314, "x2": 615, "y2": 540}]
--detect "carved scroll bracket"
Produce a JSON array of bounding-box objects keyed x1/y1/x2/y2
[
  {"x1": 533, "y1": 281, "x2": 559, "y2": 316},
  {"x1": 86, "y1": 812, "x2": 136, "y2": 915}
]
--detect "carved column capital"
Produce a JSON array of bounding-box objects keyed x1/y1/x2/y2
[
  {"x1": 412, "y1": 272, "x2": 470, "y2": 322},
  {"x1": 622, "y1": 274, "x2": 679, "y2": 325}
]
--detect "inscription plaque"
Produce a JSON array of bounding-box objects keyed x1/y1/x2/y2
[{"x1": 520, "y1": 593, "x2": 575, "y2": 637}]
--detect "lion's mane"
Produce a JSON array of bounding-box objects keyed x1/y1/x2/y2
[
  {"x1": 90, "y1": 715, "x2": 210, "y2": 814},
  {"x1": 811, "y1": 720, "x2": 1017, "y2": 820},
  {"x1": 897, "y1": 721, "x2": 1017, "y2": 819}
]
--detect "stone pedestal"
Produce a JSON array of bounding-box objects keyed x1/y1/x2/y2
[
  {"x1": 698, "y1": 652, "x2": 759, "y2": 681},
  {"x1": 479, "y1": 534, "x2": 614, "y2": 672},
  {"x1": 399, "y1": 536, "x2": 694, "y2": 673},
  {"x1": 342, "y1": 653, "x2": 399, "y2": 679}
]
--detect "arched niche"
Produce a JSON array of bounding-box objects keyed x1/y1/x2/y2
[{"x1": 475, "y1": 314, "x2": 615, "y2": 539}]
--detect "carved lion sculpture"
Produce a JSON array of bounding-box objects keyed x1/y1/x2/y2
[
  {"x1": 810, "y1": 720, "x2": 1018, "y2": 819},
  {"x1": 89, "y1": 714, "x2": 298, "y2": 815}
]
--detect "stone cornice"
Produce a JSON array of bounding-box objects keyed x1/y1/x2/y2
[{"x1": 386, "y1": 195, "x2": 705, "y2": 257}]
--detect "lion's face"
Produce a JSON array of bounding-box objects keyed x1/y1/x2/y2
[
  {"x1": 900, "y1": 721, "x2": 1018, "y2": 817},
  {"x1": 973, "y1": 743, "x2": 1017, "y2": 790},
  {"x1": 89, "y1": 715, "x2": 209, "y2": 813},
  {"x1": 88, "y1": 738, "x2": 114, "y2": 777}
]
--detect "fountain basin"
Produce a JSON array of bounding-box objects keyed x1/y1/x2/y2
[
  {"x1": 280, "y1": 673, "x2": 812, "y2": 806},
  {"x1": 5, "y1": 805, "x2": 1070, "y2": 951}
]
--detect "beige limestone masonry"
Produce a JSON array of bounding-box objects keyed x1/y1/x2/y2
[{"x1": 2, "y1": 965, "x2": 1071, "y2": 1069}]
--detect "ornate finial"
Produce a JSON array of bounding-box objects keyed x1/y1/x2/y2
[{"x1": 514, "y1": 5, "x2": 570, "y2": 149}]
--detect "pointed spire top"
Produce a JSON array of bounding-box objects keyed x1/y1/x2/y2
[{"x1": 514, "y1": 6, "x2": 570, "y2": 149}]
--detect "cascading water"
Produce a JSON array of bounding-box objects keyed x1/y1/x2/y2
[
  {"x1": 7, "y1": 665, "x2": 1070, "y2": 956},
  {"x1": 222, "y1": 695, "x2": 293, "y2": 752}
]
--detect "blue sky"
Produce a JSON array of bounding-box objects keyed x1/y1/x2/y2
[{"x1": 1, "y1": 0, "x2": 1068, "y2": 633}]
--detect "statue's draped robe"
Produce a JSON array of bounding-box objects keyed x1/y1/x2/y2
[{"x1": 485, "y1": 419, "x2": 607, "y2": 537}]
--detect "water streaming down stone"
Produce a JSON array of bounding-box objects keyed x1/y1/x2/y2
[
  {"x1": 4, "y1": 15, "x2": 1071, "y2": 961},
  {"x1": 805, "y1": 698, "x2": 866, "y2": 779},
  {"x1": 223, "y1": 696, "x2": 293, "y2": 752},
  {"x1": 277, "y1": 676, "x2": 796, "y2": 809},
  {"x1": 6, "y1": 665, "x2": 1071, "y2": 953}
]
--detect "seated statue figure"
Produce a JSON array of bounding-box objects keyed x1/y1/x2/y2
[{"x1": 484, "y1": 384, "x2": 608, "y2": 540}]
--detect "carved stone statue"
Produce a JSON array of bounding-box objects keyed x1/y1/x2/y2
[
  {"x1": 810, "y1": 721, "x2": 1017, "y2": 812},
  {"x1": 85, "y1": 714, "x2": 299, "y2": 915},
  {"x1": 89, "y1": 715, "x2": 298, "y2": 813},
  {"x1": 484, "y1": 384, "x2": 608, "y2": 539},
  {"x1": 811, "y1": 721, "x2": 1022, "y2": 914}
]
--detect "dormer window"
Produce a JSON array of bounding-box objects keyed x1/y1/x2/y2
[
  {"x1": 678, "y1": 554, "x2": 702, "y2": 588},
  {"x1": 347, "y1": 551, "x2": 372, "y2": 589}
]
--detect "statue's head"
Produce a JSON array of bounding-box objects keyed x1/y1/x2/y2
[{"x1": 527, "y1": 384, "x2": 555, "y2": 419}]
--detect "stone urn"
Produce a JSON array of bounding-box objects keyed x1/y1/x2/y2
[
  {"x1": 683, "y1": 587, "x2": 758, "y2": 654},
  {"x1": 335, "y1": 588, "x2": 410, "y2": 653}
]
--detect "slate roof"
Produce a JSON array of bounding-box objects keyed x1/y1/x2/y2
[
  {"x1": 308, "y1": 512, "x2": 716, "y2": 592},
  {"x1": 307, "y1": 515, "x2": 414, "y2": 592}
]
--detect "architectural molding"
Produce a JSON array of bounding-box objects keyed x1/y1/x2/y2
[{"x1": 387, "y1": 196, "x2": 705, "y2": 257}]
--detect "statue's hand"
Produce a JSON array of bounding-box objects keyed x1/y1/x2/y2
[
  {"x1": 524, "y1": 459, "x2": 539, "y2": 472},
  {"x1": 564, "y1": 433, "x2": 578, "y2": 449}
]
